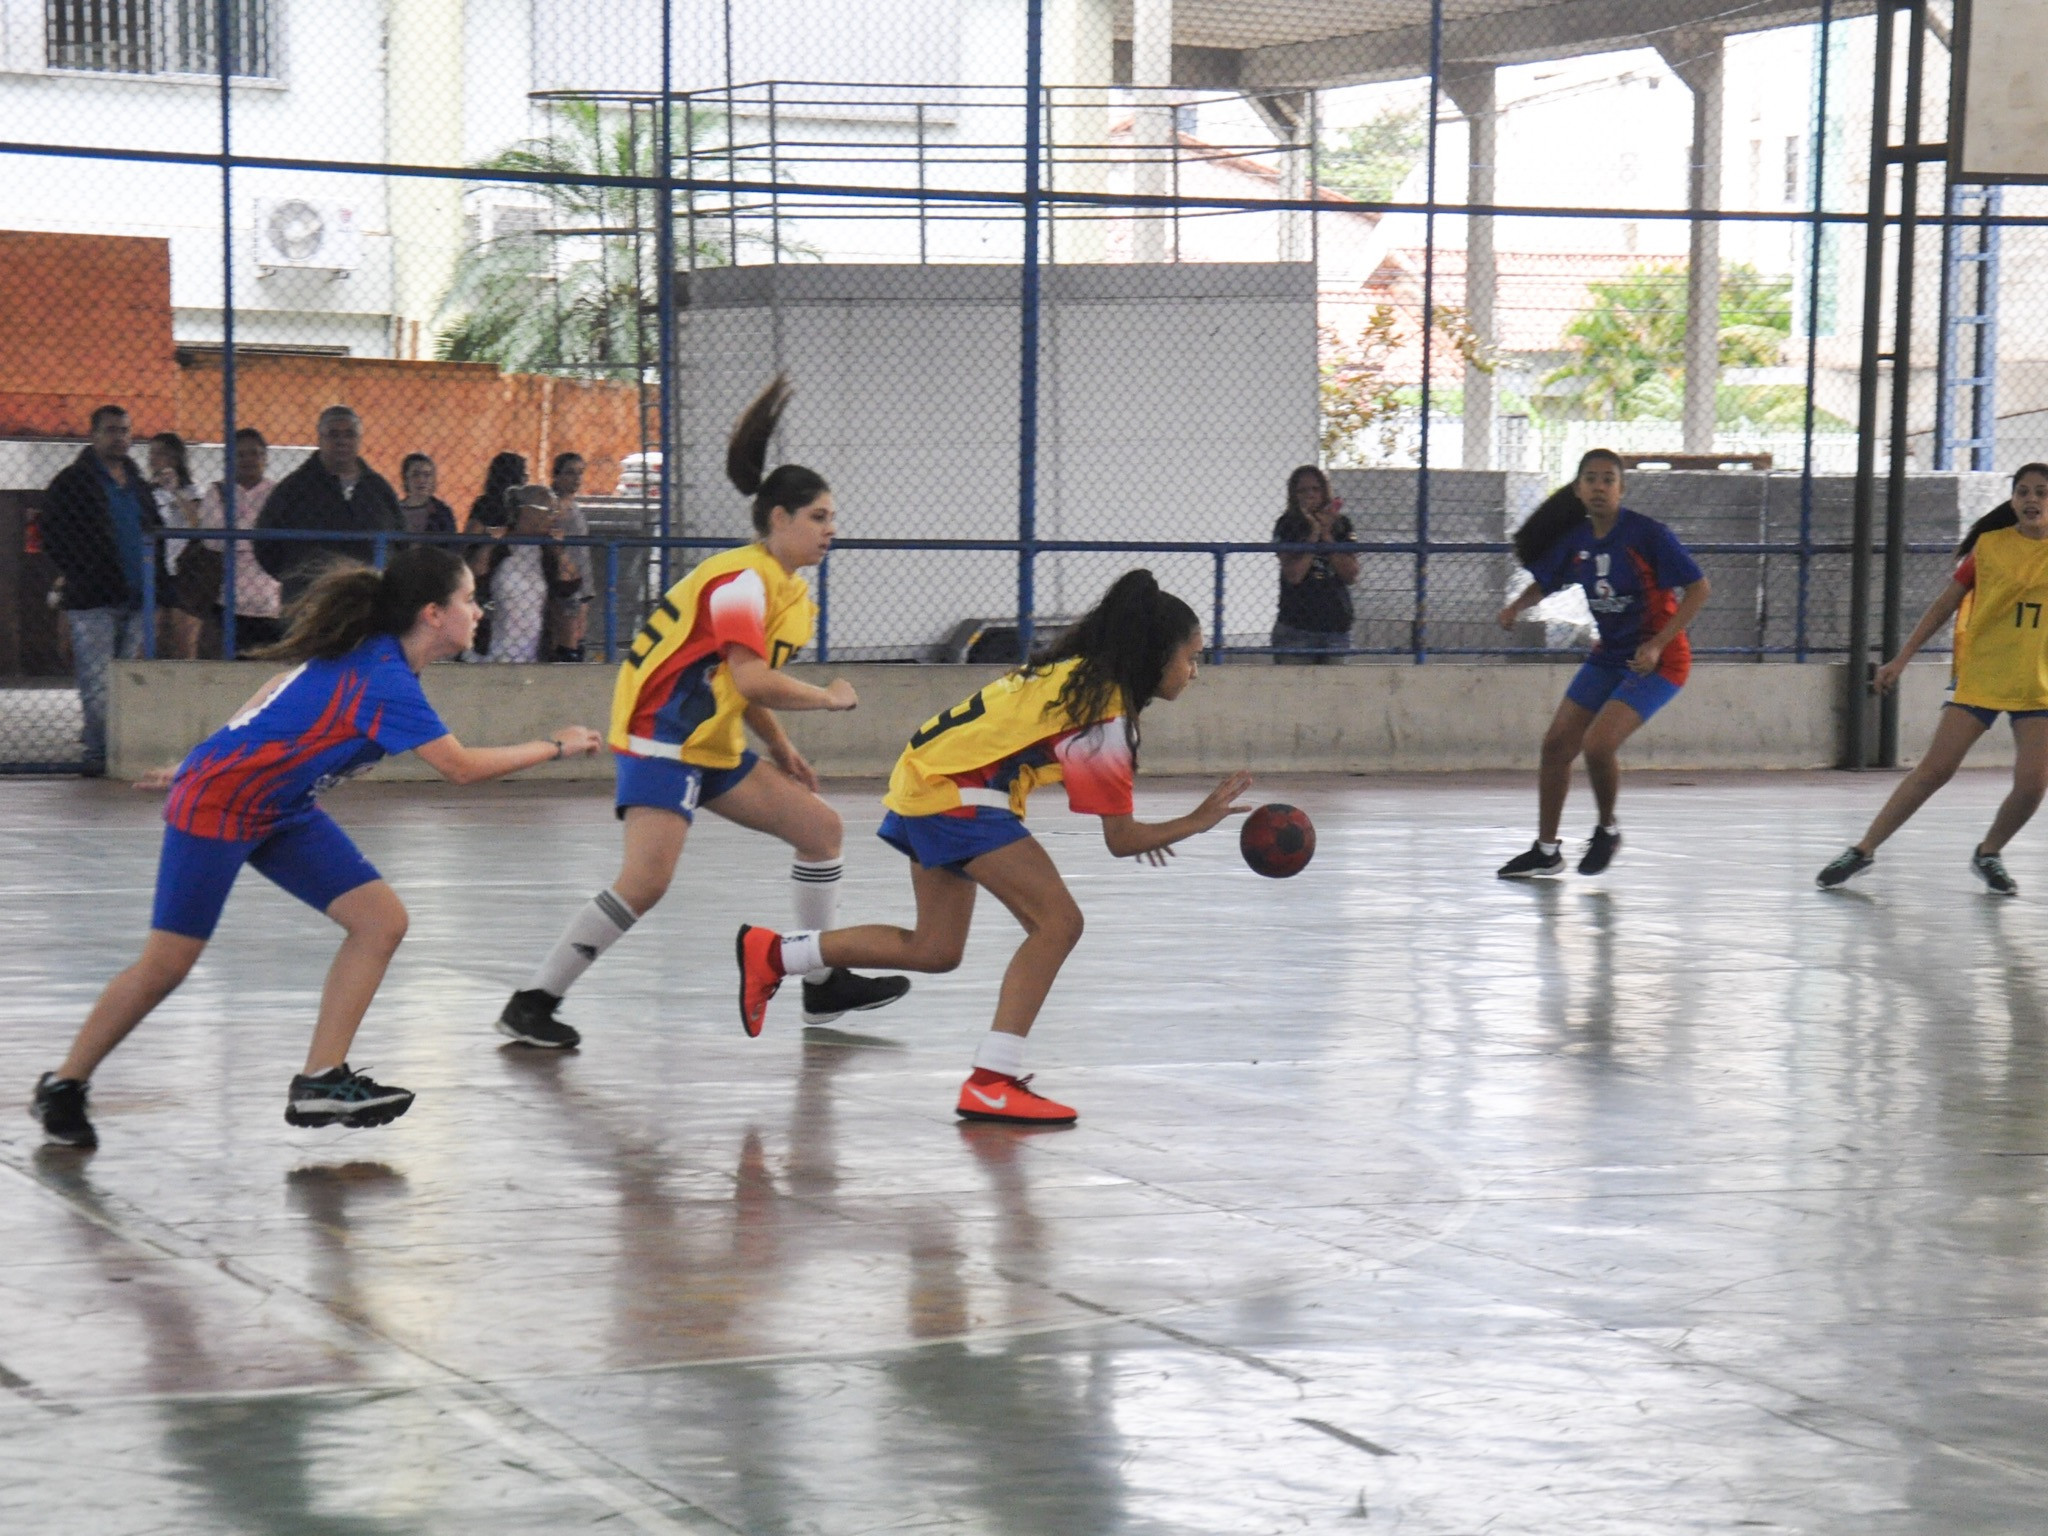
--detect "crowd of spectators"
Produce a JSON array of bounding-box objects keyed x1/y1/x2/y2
[{"x1": 39, "y1": 400, "x2": 603, "y2": 770}]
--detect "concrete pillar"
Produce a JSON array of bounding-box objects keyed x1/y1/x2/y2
[
  {"x1": 1443, "y1": 64, "x2": 1497, "y2": 470},
  {"x1": 1046, "y1": 0, "x2": 1114, "y2": 263},
  {"x1": 1250, "y1": 93, "x2": 1308, "y2": 264},
  {"x1": 1131, "y1": 0, "x2": 1173, "y2": 264},
  {"x1": 386, "y1": 0, "x2": 468, "y2": 359},
  {"x1": 1659, "y1": 31, "x2": 1724, "y2": 455}
]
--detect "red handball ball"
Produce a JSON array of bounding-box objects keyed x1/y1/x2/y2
[{"x1": 1240, "y1": 803, "x2": 1315, "y2": 879}]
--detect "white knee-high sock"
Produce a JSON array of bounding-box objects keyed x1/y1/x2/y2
[
  {"x1": 528, "y1": 888, "x2": 638, "y2": 997},
  {"x1": 791, "y1": 860, "x2": 841, "y2": 983}
]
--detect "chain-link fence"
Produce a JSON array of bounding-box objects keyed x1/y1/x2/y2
[{"x1": 1, "y1": 0, "x2": 2032, "y2": 770}]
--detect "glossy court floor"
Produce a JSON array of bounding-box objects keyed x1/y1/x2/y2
[{"x1": 5, "y1": 768, "x2": 2048, "y2": 1535}]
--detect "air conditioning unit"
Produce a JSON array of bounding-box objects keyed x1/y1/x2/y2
[{"x1": 253, "y1": 198, "x2": 362, "y2": 275}]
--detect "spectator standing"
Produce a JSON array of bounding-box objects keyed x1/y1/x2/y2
[
  {"x1": 548, "y1": 451, "x2": 590, "y2": 660},
  {"x1": 149, "y1": 432, "x2": 209, "y2": 660},
  {"x1": 477, "y1": 486, "x2": 580, "y2": 663},
  {"x1": 41, "y1": 404, "x2": 166, "y2": 776},
  {"x1": 468, "y1": 452, "x2": 527, "y2": 536},
  {"x1": 1271, "y1": 464, "x2": 1359, "y2": 664},
  {"x1": 397, "y1": 453, "x2": 457, "y2": 542},
  {"x1": 198, "y1": 427, "x2": 283, "y2": 654},
  {"x1": 255, "y1": 405, "x2": 402, "y2": 608}
]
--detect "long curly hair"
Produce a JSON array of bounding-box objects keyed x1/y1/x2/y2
[
  {"x1": 1032, "y1": 568, "x2": 1198, "y2": 761},
  {"x1": 258, "y1": 547, "x2": 468, "y2": 662}
]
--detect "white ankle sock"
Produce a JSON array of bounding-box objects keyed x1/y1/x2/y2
[
  {"x1": 1538, "y1": 840, "x2": 1561, "y2": 855},
  {"x1": 1600, "y1": 823, "x2": 1620, "y2": 836},
  {"x1": 790, "y1": 860, "x2": 841, "y2": 983},
  {"x1": 779, "y1": 930, "x2": 825, "y2": 979},
  {"x1": 972, "y1": 1030, "x2": 1027, "y2": 1078},
  {"x1": 529, "y1": 888, "x2": 638, "y2": 996}
]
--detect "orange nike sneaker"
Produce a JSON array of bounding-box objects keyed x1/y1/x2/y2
[
  {"x1": 735, "y1": 925, "x2": 785, "y2": 1038},
  {"x1": 954, "y1": 1069, "x2": 1077, "y2": 1125}
]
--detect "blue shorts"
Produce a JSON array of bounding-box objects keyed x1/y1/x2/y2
[
  {"x1": 613, "y1": 749, "x2": 758, "y2": 822},
  {"x1": 152, "y1": 812, "x2": 382, "y2": 940},
  {"x1": 878, "y1": 808, "x2": 1033, "y2": 872},
  {"x1": 1564, "y1": 661, "x2": 1683, "y2": 725},
  {"x1": 1946, "y1": 701, "x2": 2048, "y2": 730}
]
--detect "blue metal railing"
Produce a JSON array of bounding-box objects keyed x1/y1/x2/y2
[{"x1": 140, "y1": 526, "x2": 1960, "y2": 667}]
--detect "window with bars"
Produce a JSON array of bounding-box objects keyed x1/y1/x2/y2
[{"x1": 45, "y1": 0, "x2": 274, "y2": 78}]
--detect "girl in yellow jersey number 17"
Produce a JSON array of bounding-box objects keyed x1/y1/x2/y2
[
  {"x1": 735, "y1": 569, "x2": 1253, "y2": 1126},
  {"x1": 495, "y1": 378, "x2": 908, "y2": 1047},
  {"x1": 1818, "y1": 462, "x2": 2048, "y2": 895}
]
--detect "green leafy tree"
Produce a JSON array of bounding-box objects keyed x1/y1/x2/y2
[
  {"x1": 1541, "y1": 262, "x2": 1803, "y2": 423},
  {"x1": 436, "y1": 100, "x2": 789, "y2": 378},
  {"x1": 1316, "y1": 105, "x2": 1426, "y2": 203}
]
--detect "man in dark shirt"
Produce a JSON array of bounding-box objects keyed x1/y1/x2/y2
[
  {"x1": 1272, "y1": 464, "x2": 1360, "y2": 664},
  {"x1": 256, "y1": 404, "x2": 403, "y2": 607},
  {"x1": 41, "y1": 404, "x2": 166, "y2": 774}
]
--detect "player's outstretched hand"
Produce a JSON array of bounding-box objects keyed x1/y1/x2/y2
[
  {"x1": 1190, "y1": 770, "x2": 1256, "y2": 832},
  {"x1": 1497, "y1": 603, "x2": 1520, "y2": 632},
  {"x1": 823, "y1": 679, "x2": 859, "y2": 712},
  {"x1": 133, "y1": 763, "x2": 180, "y2": 791},
  {"x1": 551, "y1": 726, "x2": 605, "y2": 758},
  {"x1": 1872, "y1": 657, "x2": 1906, "y2": 696}
]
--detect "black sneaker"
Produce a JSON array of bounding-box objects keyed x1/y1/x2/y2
[
  {"x1": 802, "y1": 968, "x2": 912, "y2": 1025},
  {"x1": 285, "y1": 1065, "x2": 415, "y2": 1129},
  {"x1": 1973, "y1": 847, "x2": 2019, "y2": 896},
  {"x1": 496, "y1": 988, "x2": 581, "y2": 1049},
  {"x1": 1816, "y1": 846, "x2": 1874, "y2": 889},
  {"x1": 1497, "y1": 842, "x2": 1565, "y2": 879},
  {"x1": 1578, "y1": 827, "x2": 1622, "y2": 875},
  {"x1": 31, "y1": 1072, "x2": 96, "y2": 1149}
]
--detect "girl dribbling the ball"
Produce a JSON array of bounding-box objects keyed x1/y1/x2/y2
[
  {"x1": 734, "y1": 569, "x2": 1253, "y2": 1125},
  {"x1": 1495, "y1": 449, "x2": 1711, "y2": 878}
]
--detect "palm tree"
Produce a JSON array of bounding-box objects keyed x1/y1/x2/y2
[
  {"x1": 436, "y1": 98, "x2": 786, "y2": 378},
  {"x1": 1541, "y1": 262, "x2": 1796, "y2": 422}
]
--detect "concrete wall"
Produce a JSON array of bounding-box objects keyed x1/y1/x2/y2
[
  {"x1": 108, "y1": 657, "x2": 1996, "y2": 782},
  {"x1": 673, "y1": 263, "x2": 1318, "y2": 659}
]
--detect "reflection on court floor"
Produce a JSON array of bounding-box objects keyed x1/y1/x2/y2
[{"x1": 3, "y1": 771, "x2": 2047, "y2": 1533}]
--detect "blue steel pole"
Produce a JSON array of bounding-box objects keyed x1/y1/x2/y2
[
  {"x1": 656, "y1": 0, "x2": 677, "y2": 594},
  {"x1": 1413, "y1": 0, "x2": 1443, "y2": 663},
  {"x1": 604, "y1": 543, "x2": 619, "y2": 662},
  {"x1": 1211, "y1": 551, "x2": 1226, "y2": 664},
  {"x1": 142, "y1": 540, "x2": 157, "y2": 658},
  {"x1": 1016, "y1": 0, "x2": 1044, "y2": 661},
  {"x1": 816, "y1": 556, "x2": 831, "y2": 663},
  {"x1": 1796, "y1": 0, "x2": 1833, "y2": 663},
  {"x1": 218, "y1": 0, "x2": 238, "y2": 659}
]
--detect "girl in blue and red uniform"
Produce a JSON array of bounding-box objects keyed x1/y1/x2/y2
[
  {"x1": 29, "y1": 547, "x2": 602, "y2": 1149},
  {"x1": 1495, "y1": 449, "x2": 1712, "y2": 878},
  {"x1": 735, "y1": 569, "x2": 1254, "y2": 1125}
]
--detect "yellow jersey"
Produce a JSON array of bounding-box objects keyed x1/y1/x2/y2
[
  {"x1": 608, "y1": 544, "x2": 815, "y2": 768},
  {"x1": 885, "y1": 658, "x2": 1135, "y2": 820},
  {"x1": 1953, "y1": 526, "x2": 2048, "y2": 711}
]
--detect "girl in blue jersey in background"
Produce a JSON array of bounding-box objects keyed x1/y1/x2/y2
[
  {"x1": 1495, "y1": 450, "x2": 1712, "y2": 878},
  {"x1": 29, "y1": 547, "x2": 602, "y2": 1149}
]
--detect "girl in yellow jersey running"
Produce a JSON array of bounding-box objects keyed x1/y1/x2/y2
[
  {"x1": 1817, "y1": 462, "x2": 2048, "y2": 894},
  {"x1": 735, "y1": 569, "x2": 1253, "y2": 1125},
  {"x1": 495, "y1": 378, "x2": 908, "y2": 1047}
]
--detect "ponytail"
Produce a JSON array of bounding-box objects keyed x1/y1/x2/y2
[
  {"x1": 260, "y1": 546, "x2": 468, "y2": 662},
  {"x1": 726, "y1": 374, "x2": 829, "y2": 534},
  {"x1": 1035, "y1": 568, "x2": 1199, "y2": 760},
  {"x1": 1514, "y1": 448, "x2": 1623, "y2": 569},
  {"x1": 1513, "y1": 485, "x2": 1589, "y2": 569},
  {"x1": 1960, "y1": 463, "x2": 2048, "y2": 556}
]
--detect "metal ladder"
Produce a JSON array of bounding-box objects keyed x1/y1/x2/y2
[{"x1": 1934, "y1": 183, "x2": 2002, "y2": 471}]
